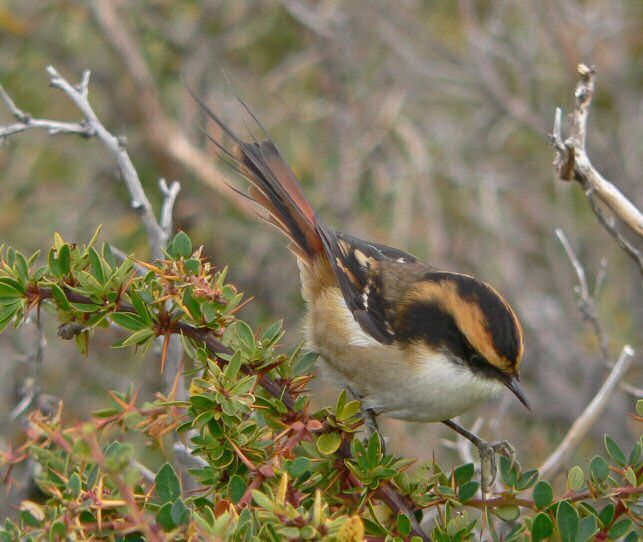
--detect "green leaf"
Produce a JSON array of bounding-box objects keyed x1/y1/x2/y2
[
  {"x1": 184, "y1": 257, "x2": 201, "y2": 274},
  {"x1": 70, "y1": 302, "x2": 101, "y2": 313},
  {"x1": 224, "y1": 350, "x2": 243, "y2": 381},
  {"x1": 289, "y1": 457, "x2": 311, "y2": 477},
  {"x1": 589, "y1": 455, "x2": 609, "y2": 482},
  {"x1": 576, "y1": 515, "x2": 598, "y2": 542},
  {"x1": 111, "y1": 312, "x2": 147, "y2": 331},
  {"x1": 228, "y1": 475, "x2": 246, "y2": 504},
  {"x1": 624, "y1": 466, "x2": 637, "y2": 486},
  {"x1": 599, "y1": 503, "x2": 615, "y2": 528},
  {"x1": 608, "y1": 518, "x2": 631, "y2": 539},
  {"x1": 88, "y1": 247, "x2": 106, "y2": 283},
  {"x1": 261, "y1": 320, "x2": 283, "y2": 344},
  {"x1": 316, "y1": 432, "x2": 342, "y2": 455},
  {"x1": 556, "y1": 501, "x2": 579, "y2": 542},
  {"x1": 235, "y1": 321, "x2": 255, "y2": 352},
  {"x1": 454, "y1": 463, "x2": 474, "y2": 485},
  {"x1": 624, "y1": 532, "x2": 638, "y2": 542},
  {"x1": 49, "y1": 520, "x2": 66, "y2": 541},
  {"x1": 48, "y1": 248, "x2": 62, "y2": 278},
  {"x1": 0, "y1": 282, "x2": 22, "y2": 301},
  {"x1": 396, "y1": 513, "x2": 412, "y2": 537},
  {"x1": 14, "y1": 251, "x2": 29, "y2": 282},
  {"x1": 335, "y1": 389, "x2": 347, "y2": 418},
  {"x1": 628, "y1": 441, "x2": 641, "y2": 467},
  {"x1": 156, "y1": 463, "x2": 181, "y2": 504},
  {"x1": 251, "y1": 490, "x2": 275, "y2": 511},
  {"x1": 67, "y1": 472, "x2": 82, "y2": 498},
  {"x1": 201, "y1": 302, "x2": 218, "y2": 324},
  {"x1": 0, "y1": 277, "x2": 25, "y2": 294},
  {"x1": 156, "y1": 502, "x2": 175, "y2": 531},
  {"x1": 517, "y1": 469, "x2": 539, "y2": 491},
  {"x1": 339, "y1": 400, "x2": 361, "y2": 421},
  {"x1": 533, "y1": 480, "x2": 553, "y2": 509},
  {"x1": 183, "y1": 288, "x2": 202, "y2": 321},
  {"x1": 171, "y1": 498, "x2": 190, "y2": 526},
  {"x1": 366, "y1": 433, "x2": 382, "y2": 467},
  {"x1": 500, "y1": 455, "x2": 518, "y2": 487},
  {"x1": 49, "y1": 284, "x2": 71, "y2": 311},
  {"x1": 0, "y1": 303, "x2": 19, "y2": 333},
  {"x1": 58, "y1": 244, "x2": 71, "y2": 276},
  {"x1": 604, "y1": 435, "x2": 627, "y2": 466},
  {"x1": 567, "y1": 465, "x2": 584, "y2": 491},
  {"x1": 458, "y1": 480, "x2": 479, "y2": 502},
  {"x1": 292, "y1": 351, "x2": 317, "y2": 375},
  {"x1": 531, "y1": 512, "x2": 553, "y2": 542},
  {"x1": 119, "y1": 328, "x2": 156, "y2": 347},
  {"x1": 102, "y1": 242, "x2": 116, "y2": 268},
  {"x1": 170, "y1": 231, "x2": 192, "y2": 259},
  {"x1": 495, "y1": 506, "x2": 520, "y2": 522},
  {"x1": 130, "y1": 289, "x2": 153, "y2": 325},
  {"x1": 636, "y1": 399, "x2": 643, "y2": 417}
]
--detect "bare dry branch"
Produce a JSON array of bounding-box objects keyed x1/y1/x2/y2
[
  {"x1": 172, "y1": 442, "x2": 209, "y2": 469},
  {"x1": 555, "y1": 229, "x2": 610, "y2": 361},
  {"x1": 130, "y1": 459, "x2": 155, "y2": 485},
  {"x1": 8, "y1": 319, "x2": 46, "y2": 422},
  {"x1": 538, "y1": 344, "x2": 635, "y2": 479},
  {"x1": 45, "y1": 65, "x2": 169, "y2": 259},
  {"x1": 0, "y1": 66, "x2": 172, "y2": 259},
  {"x1": 1, "y1": 66, "x2": 191, "y2": 468},
  {"x1": 552, "y1": 64, "x2": 643, "y2": 272},
  {"x1": 0, "y1": 84, "x2": 92, "y2": 141},
  {"x1": 159, "y1": 178, "x2": 181, "y2": 239}
]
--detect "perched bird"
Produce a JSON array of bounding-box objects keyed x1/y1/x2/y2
[{"x1": 190, "y1": 89, "x2": 529, "y2": 491}]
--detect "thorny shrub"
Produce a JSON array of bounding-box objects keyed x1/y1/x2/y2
[{"x1": 0, "y1": 231, "x2": 641, "y2": 541}]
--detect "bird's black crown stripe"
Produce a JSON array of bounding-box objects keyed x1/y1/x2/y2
[{"x1": 421, "y1": 273, "x2": 522, "y2": 363}]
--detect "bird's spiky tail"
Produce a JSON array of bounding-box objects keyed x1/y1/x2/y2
[{"x1": 188, "y1": 87, "x2": 324, "y2": 263}]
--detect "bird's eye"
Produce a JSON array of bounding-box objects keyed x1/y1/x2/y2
[{"x1": 469, "y1": 354, "x2": 486, "y2": 369}]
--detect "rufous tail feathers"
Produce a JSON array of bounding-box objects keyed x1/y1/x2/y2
[{"x1": 188, "y1": 86, "x2": 323, "y2": 263}]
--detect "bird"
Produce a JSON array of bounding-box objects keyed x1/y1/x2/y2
[{"x1": 189, "y1": 87, "x2": 529, "y2": 491}]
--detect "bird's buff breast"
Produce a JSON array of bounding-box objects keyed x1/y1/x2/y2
[{"x1": 302, "y1": 277, "x2": 502, "y2": 422}]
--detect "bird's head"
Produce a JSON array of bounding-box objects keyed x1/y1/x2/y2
[{"x1": 396, "y1": 272, "x2": 529, "y2": 410}]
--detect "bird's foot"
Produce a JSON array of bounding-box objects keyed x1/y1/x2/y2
[
  {"x1": 478, "y1": 439, "x2": 519, "y2": 493},
  {"x1": 361, "y1": 405, "x2": 386, "y2": 454},
  {"x1": 346, "y1": 387, "x2": 387, "y2": 454}
]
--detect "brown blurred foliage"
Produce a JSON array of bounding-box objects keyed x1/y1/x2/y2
[{"x1": 0, "y1": 0, "x2": 640, "y2": 482}]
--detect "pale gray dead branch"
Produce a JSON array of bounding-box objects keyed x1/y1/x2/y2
[
  {"x1": 173, "y1": 442, "x2": 209, "y2": 469},
  {"x1": 538, "y1": 344, "x2": 635, "y2": 479},
  {"x1": 555, "y1": 229, "x2": 610, "y2": 362},
  {"x1": 551, "y1": 64, "x2": 643, "y2": 273},
  {"x1": 0, "y1": 84, "x2": 91, "y2": 140},
  {"x1": 8, "y1": 318, "x2": 46, "y2": 421},
  {"x1": 556, "y1": 229, "x2": 638, "y2": 400},
  {"x1": 0, "y1": 67, "x2": 187, "y2": 456},
  {"x1": 130, "y1": 459, "x2": 156, "y2": 485},
  {"x1": 0, "y1": 66, "x2": 180, "y2": 260}
]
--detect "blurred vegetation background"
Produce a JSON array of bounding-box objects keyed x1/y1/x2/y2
[{"x1": 0, "y1": 0, "x2": 640, "y2": 492}]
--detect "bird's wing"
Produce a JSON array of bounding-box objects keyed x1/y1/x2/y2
[{"x1": 316, "y1": 221, "x2": 429, "y2": 344}]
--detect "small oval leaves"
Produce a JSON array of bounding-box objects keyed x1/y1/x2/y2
[
  {"x1": 316, "y1": 432, "x2": 342, "y2": 456},
  {"x1": 533, "y1": 480, "x2": 553, "y2": 510}
]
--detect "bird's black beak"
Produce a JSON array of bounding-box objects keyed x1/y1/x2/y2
[{"x1": 503, "y1": 375, "x2": 531, "y2": 411}]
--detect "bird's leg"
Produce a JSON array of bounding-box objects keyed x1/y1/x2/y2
[
  {"x1": 347, "y1": 388, "x2": 386, "y2": 454},
  {"x1": 442, "y1": 419, "x2": 518, "y2": 493}
]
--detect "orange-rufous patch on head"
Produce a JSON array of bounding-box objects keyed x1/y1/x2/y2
[{"x1": 402, "y1": 277, "x2": 523, "y2": 373}]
